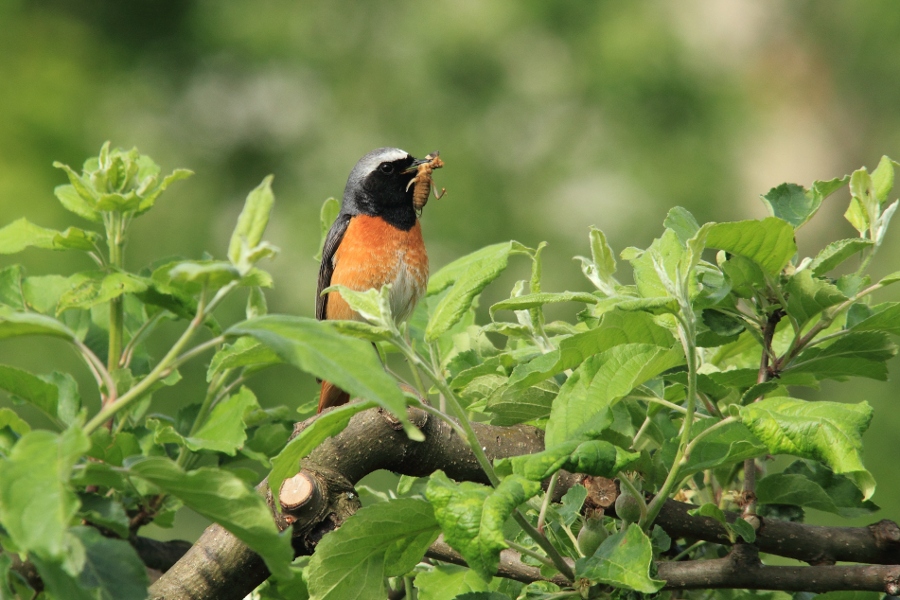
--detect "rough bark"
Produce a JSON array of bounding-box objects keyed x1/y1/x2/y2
[{"x1": 148, "y1": 406, "x2": 900, "y2": 599}]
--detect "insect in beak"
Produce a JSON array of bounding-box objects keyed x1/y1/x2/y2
[{"x1": 403, "y1": 156, "x2": 432, "y2": 174}]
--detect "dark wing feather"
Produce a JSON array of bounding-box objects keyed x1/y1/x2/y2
[{"x1": 316, "y1": 213, "x2": 352, "y2": 320}]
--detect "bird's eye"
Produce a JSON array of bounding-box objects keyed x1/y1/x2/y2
[{"x1": 379, "y1": 163, "x2": 394, "y2": 174}]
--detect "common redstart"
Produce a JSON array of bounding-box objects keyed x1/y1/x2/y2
[{"x1": 316, "y1": 148, "x2": 433, "y2": 412}]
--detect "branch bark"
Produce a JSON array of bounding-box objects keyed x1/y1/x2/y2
[{"x1": 148, "y1": 406, "x2": 900, "y2": 599}]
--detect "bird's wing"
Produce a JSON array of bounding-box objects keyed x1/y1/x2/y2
[{"x1": 316, "y1": 213, "x2": 352, "y2": 321}]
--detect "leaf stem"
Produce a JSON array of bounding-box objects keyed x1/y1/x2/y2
[
  {"x1": 73, "y1": 337, "x2": 117, "y2": 404},
  {"x1": 107, "y1": 212, "x2": 126, "y2": 375},
  {"x1": 505, "y1": 540, "x2": 556, "y2": 569},
  {"x1": 537, "y1": 472, "x2": 559, "y2": 533},
  {"x1": 84, "y1": 287, "x2": 213, "y2": 435}
]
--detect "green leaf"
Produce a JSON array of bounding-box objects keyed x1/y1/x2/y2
[
  {"x1": 425, "y1": 242, "x2": 529, "y2": 341},
  {"x1": 575, "y1": 227, "x2": 617, "y2": 294},
  {"x1": 134, "y1": 168, "x2": 193, "y2": 215},
  {"x1": 786, "y1": 331, "x2": 897, "y2": 381},
  {"x1": 69, "y1": 525, "x2": 149, "y2": 599},
  {"x1": 503, "y1": 440, "x2": 639, "y2": 481},
  {"x1": 761, "y1": 183, "x2": 813, "y2": 228},
  {"x1": 545, "y1": 344, "x2": 683, "y2": 448},
  {"x1": 0, "y1": 427, "x2": 90, "y2": 559},
  {"x1": 168, "y1": 260, "x2": 242, "y2": 291},
  {"x1": 574, "y1": 524, "x2": 664, "y2": 593},
  {"x1": 228, "y1": 315, "x2": 419, "y2": 439},
  {"x1": 705, "y1": 218, "x2": 797, "y2": 275},
  {"x1": 128, "y1": 456, "x2": 293, "y2": 577},
  {"x1": 784, "y1": 270, "x2": 846, "y2": 327},
  {"x1": 625, "y1": 229, "x2": 684, "y2": 298},
  {"x1": 229, "y1": 175, "x2": 276, "y2": 270},
  {"x1": 186, "y1": 387, "x2": 260, "y2": 455},
  {"x1": 314, "y1": 197, "x2": 341, "y2": 262},
  {"x1": 415, "y1": 564, "x2": 490, "y2": 600},
  {"x1": 680, "y1": 421, "x2": 767, "y2": 478},
  {"x1": 207, "y1": 336, "x2": 281, "y2": 382},
  {"x1": 486, "y1": 378, "x2": 558, "y2": 426},
  {"x1": 740, "y1": 397, "x2": 875, "y2": 499},
  {"x1": 809, "y1": 238, "x2": 874, "y2": 276},
  {"x1": 871, "y1": 155, "x2": 895, "y2": 204},
  {"x1": 846, "y1": 168, "x2": 879, "y2": 237},
  {"x1": 0, "y1": 306, "x2": 76, "y2": 340},
  {"x1": 322, "y1": 284, "x2": 397, "y2": 331},
  {"x1": 78, "y1": 493, "x2": 130, "y2": 538},
  {"x1": 0, "y1": 364, "x2": 60, "y2": 419},
  {"x1": 490, "y1": 291, "x2": 599, "y2": 317},
  {"x1": 663, "y1": 206, "x2": 700, "y2": 244},
  {"x1": 55, "y1": 184, "x2": 102, "y2": 223},
  {"x1": 851, "y1": 302, "x2": 900, "y2": 336},
  {"x1": 0, "y1": 218, "x2": 101, "y2": 254},
  {"x1": 728, "y1": 517, "x2": 756, "y2": 543},
  {"x1": 268, "y1": 400, "x2": 376, "y2": 507},
  {"x1": 507, "y1": 310, "x2": 673, "y2": 390},
  {"x1": 306, "y1": 499, "x2": 439, "y2": 600},
  {"x1": 0, "y1": 264, "x2": 26, "y2": 310},
  {"x1": 758, "y1": 460, "x2": 878, "y2": 519},
  {"x1": 57, "y1": 271, "x2": 149, "y2": 314},
  {"x1": 426, "y1": 471, "x2": 540, "y2": 581}
]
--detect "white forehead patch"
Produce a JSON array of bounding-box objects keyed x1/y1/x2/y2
[{"x1": 354, "y1": 147, "x2": 410, "y2": 175}]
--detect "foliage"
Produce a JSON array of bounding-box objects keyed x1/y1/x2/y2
[{"x1": 0, "y1": 146, "x2": 899, "y2": 599}]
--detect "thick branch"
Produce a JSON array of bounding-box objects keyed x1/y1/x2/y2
[
  {"x1": 428, "y1": 539, "x2": 900, "y2": 595},
  {"x1": 150, "y1": 406, "x2": 900, "y2": 599}
]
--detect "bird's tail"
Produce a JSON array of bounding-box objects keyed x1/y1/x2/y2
[{"x1": 318, "y1": 381, "x2": 350, "y2": 413}]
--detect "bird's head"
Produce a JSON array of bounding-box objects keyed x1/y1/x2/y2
[{"x1": 342, "y1": 148, "x2": 428, "y2": 223}]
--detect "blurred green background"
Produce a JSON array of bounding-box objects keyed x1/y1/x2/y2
[{"x1": 1, "y1": 1, "x2": 898, "y2": 542}]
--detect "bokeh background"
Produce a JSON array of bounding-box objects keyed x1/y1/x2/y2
[{"x1": 1, "y1": 0, "x2": 898, "y2": 543}]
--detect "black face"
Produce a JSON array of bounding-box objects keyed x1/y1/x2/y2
[
  {"x1": 362, "y1": 155, "x2": 418, "y2": 208},
  {"x1": 343, "y1": 148, "x2": 420, "y2": 230}
]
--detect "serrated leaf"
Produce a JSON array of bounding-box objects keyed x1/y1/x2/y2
[
  {"x1": 268, "y1": 400, "x2": 376, "y2": 507},
  {"x1": 871, "y1": 155, "x2": 895, "y2": 204},
  {"x1": 728, "y1": 517, "x2": 756, "y2": 543},
  {"x1": 503, "y1": 440, "x2": 639, "y2": 481},
  {"x1": 486, "y1": 378, "x2": 558, "y2": 426},
  {"x1": 323, "y1": 284, "x2": 397, "y2": 331},
  {"x1": 740, "y1": 397, "x2": 875, "y2": 499},
  {"x1": 78, "y1": 494, "x2": 130, "y2": 538},
  {"x1": 415, "y1": 564, "x2": 490, "y2": 600},
  {"x1": 228, "y1": 315, "x2": 418, "y2": 439},
  {"x1": 760, "y1": 183, "x2": 823, "y2": 228},
  {"x1": 54, "y1": 184, "x2": 102, "y2": 223},
  {"x1": 545, "y1": 344, "x2": 683, "y2": 448},
  {"x1": 69, "y1": 525, "x2": 149, "y2": 599},
  {"x1": 207, "y1": 336, "x2": 281, "y2": 382},
  {"x1": 784, "y1": 270, "x2": 847, "y2": 327},
  {"x1": 680, "y1": 421, "x2": 767, "y2": 478},
  {"x1": 229, "y1": 175, "x2": 275, "y2": 271},
  {"x1": 426, "y1": 242, "x2": 529, "y2": 341},
  {"x1": 128, "y1": 456, "x2": 293, "y2": 577},
  {"x1": 851, "y1": 302, "x2": 900, "y2": 336},
  {"x1": 809, "y1": 238, "x2": 874, "y2": 276},
  {"x1": 135, "y1": 168, "x2": 193, "y2": 215},
  {"x1": 0, "y1": 427, "x2": 90, "y2": 559},
  {"x1": 307, "y1": 499, "x2": 439, "y2": 600},
  {"x1": 0, "y1": 218, "x2": 101, "y2": 254},
  {"x1": 663, "y1": 206, "x2": 700, "y2": 244},
  {"x1": 626, "y1": 229, "x2": 684, "y2": 298},
  {"x1": 426, "y1": 472, "x2": 540, "y2": 581},
  {"x1": 490, "y1": 291, "x2": 599, "y2": 317},
  {"x1": 705, "y1": 218, "x2": 797, "y2": 275},
  {"x1": 186, "y1": 387, "x2": 260, "y2": 455},
  {"x1": 757, "y1": 472, "x2": 876, "y2": 519},
  {"x1": 786, "y1": 331, "x2": 897, "y2": 381},
  {"x1": 576, "y1": 226, "x2": 617, "y2": 293},
  {"x1": 168, "y1": 260, "x2": 241, "y2": 290},
  {"x1": 507, "y1": 310, "x2": 673, "y2": 390},
  {"x1": 57, "y1": 271, "x2": 149, "y2": 314},
  {"x1": 574, "y1": 524, "x2": 664, "y2": 593},
  {"x1": 0, "y1": 306, "x2": 75, "y2": 340}
]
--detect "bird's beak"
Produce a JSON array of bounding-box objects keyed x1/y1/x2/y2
[
  {"x1": 403, "y1": 157, "x2": 430, "y2": 174},
  {"x1": 403, "y1": 151, "x2": 440, "y2": 173}
]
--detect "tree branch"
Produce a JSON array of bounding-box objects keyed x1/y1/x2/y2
[{"x1": 148, "y1": 406, "x2": 900, "y2": 599}]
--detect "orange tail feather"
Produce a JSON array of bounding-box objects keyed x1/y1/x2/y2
[{"x1": 318, "y1": 381, "x2": 350, "y2": 413}]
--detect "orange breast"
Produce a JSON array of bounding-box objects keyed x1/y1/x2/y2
[{"x1": 326, "y1": 216, "x2": 428, "y2": 322}]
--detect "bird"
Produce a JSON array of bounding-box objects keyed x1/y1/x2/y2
[{"x1": 316, "y1": 147, "x2": 432, "y2": 412}]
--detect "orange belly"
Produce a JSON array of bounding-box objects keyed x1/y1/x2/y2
[{"x1": 325, "y1": 216, "x2": 428, "y2": 322}]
